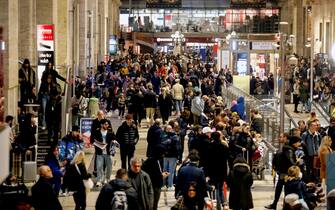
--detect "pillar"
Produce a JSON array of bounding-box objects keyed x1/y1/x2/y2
[
  {"x1": 0, "y1": 0, "x2": 19, "y2": 180},
  {"x1": 18, "y1": 0, "x2": 36, "y2": 64},
  {"x1": 0, "y1": 0, "x2": 19, "y2": 117},
  {"x1": 78, "y1": 0, "x2": 88, "y2": 79}
]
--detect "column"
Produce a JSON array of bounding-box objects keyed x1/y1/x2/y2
[
  {"x1": 0, "y1": 0, "x2": 19, "y2": 117},
  {"x1": 18, "y1": 0, "x2": 36, "y2": 64},
  {"x1": 78, "y1": 0, "x2": 88, "y2": 79},
  {"x1": 0, "y1": 0, "x2": 19, "y2": 180},
  {"x1": 54, "y1": 0, "x2": 68, "y2": 76}
]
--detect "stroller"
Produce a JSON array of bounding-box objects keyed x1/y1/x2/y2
[{"x1": 252, "y1": 139, "x2": 269, "y2": 180}]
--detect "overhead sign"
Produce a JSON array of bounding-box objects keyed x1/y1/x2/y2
[
  {"x1": 37, "y1": 24, "x2": 55, "y2": 84},
  {"x1": 146, "y1": 0, "x2": 181, "y2": 8},
  {"x1": 251, "y1": 41, "x2": 275, "y2": 50}
]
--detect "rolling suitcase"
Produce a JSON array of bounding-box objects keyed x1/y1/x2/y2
[{"x1": 22, "y1": 152, "x2": 37, "y2": 182}]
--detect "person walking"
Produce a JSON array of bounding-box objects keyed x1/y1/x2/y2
[
  {"x1": 128, "y1": 157, "x2": 154, "y2": 210},
  {"x1": 143, "y1": 83, "x2": 157, "y2": 127},
  {"x1": 63, "y1": 151, "x2": 91, "y2": 210},
  {"x1": 172, "y1": 79, "x2": 184, "y2": 116},
  {"x1": 95, "y1": 168, "x2": 139, "y2": 210},
  {"x1": 31, "y1": 165, "x2": 62, "y2": 210},
  {"x1": 142, "y1": 145, "x2": 169, "y2": 210},
  {"x1": 92, "y1": 119, "x2": 118, "y2": 187},
  {"x1": 146, "y1": 119, "x2": 163, "y2": 158},
  {"x1": 158, "y1": 87, "x2": 173, "y2": 124},
  {"x1": 228, "y1": 158, "x2": 254, "y2": 210},
  {"x1": 116, "y1": 114, "x2": 139, "y2": 170}
]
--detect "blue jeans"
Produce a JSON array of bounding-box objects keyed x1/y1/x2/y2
[
  {"x1": 96, "y1": 154, "x2": 112, "y2": 183},
  {"x1": 163, "y1": 157, "x2": 177, "y2": 187},
  {"x1": 41, "y1": 94, "x2": 50, "y2": 127},
  {"x1": 175, "y1": 100, "x2": 183, "y2": 114}
]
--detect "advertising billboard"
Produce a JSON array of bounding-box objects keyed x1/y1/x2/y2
[
  {"x1": 109, "y1": 35, "x2": 118, "y2": 56},
  {"x1": 37, "y1": 24, "x2": 54, "y2": 84},
  {"x1": 146, "y1": 0, "x2": 181, "y2": 8}
]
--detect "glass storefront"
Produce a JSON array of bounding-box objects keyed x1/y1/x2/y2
[{"x1": 120, "y1": 8, "x2": 279, "y2": 33}]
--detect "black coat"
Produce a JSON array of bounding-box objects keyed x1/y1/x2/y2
[
  {"x1": 142, "y1": 157, "x2": 164, "y2": 189},
  {"x1": 143, "y1": 90, "x2": 157, "y2": 108},
  {"x1": 206, "y1": 140, "x2": 229, "y2": 183},
  {"x1": 279, "y1": 144, "x2": 297, "y2": 175},
  {"x1": 158, "y1": 94, "x2": 173, "y2": 114},
  {"x1": 146, "y1": 124, "x2": 163, "y2": 157},
  {"x1": 31, "y1": 177, "x2": 62, "y2": 210},
  {"x1": 228, "y1": 162, "x2": 253, "y2": 210},
  {"x1": 95, "y1": 179, "x2": 138, "y2": 210},
  {"x1": 116, "y1": 121, "x2": 139, "y2": 146},
  {"x1": 175, "y1": 162, "x2": 206, "y2": 207},
  {"x1": 63, "y1": 162, "x2": 90, "y2": 191}
]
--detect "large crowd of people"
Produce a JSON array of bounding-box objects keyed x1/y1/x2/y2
[{"x1": 1, "y1": 50, "x2": 335, "y2": 210}]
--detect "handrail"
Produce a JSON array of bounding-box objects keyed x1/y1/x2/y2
[{"x1": 312, "y1": 101, "x2": 331, "y2": 123}]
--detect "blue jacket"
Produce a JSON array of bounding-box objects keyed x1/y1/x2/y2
[
  {"x1": 58, "y1": 134, "x2": 84, "y2": 162},
  {"x1": 45, "y1": 155, "x2": 63, "y2": 194},
  {"x1": 236, "y1": 96, "x2": 245, "y2": 120},
  {"x1": 301, "y1": 131, "x2": 320, "y2": 156}
]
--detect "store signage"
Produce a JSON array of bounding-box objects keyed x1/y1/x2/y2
[
  {"x1": 0, "y1": 27, "x2": 4, "y2": 124},
  {"x1": 156, "y1": 38, "x2": 173, "y2": 42},
  {"x1": 37, "y1": 24, "x2": 54, "y2": 84},
  {"x1": 146, "y1": 0, "x2": 181, "y2": 8},
  {"x1": 251, "y1": 42, "x2": 274, "y2": 50},
  {"x1": 231, "y1": 0, "x2": 278, "y2": 8}
]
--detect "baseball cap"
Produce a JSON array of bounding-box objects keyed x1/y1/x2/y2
[{"x1": 202, "y1": 127, "x2": 213, "y2": 134}]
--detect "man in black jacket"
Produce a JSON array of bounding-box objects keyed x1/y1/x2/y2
[
  {"x1": 96, "y1": 168, "x2": 138, "y2": 210},
  {"x1": 146, "y1": 119, "x2": 163, "y2": 157},
  {"x1": 31, "y1": 165, "x2": 62, "y2": 210},
  {"x1": 92, "y1": 119, "x2": 117, "y2": 187},
  {"x1": 265, "y1": 135, "x2": 300, "y2": 210},
  {"x1": 116, "y1": 114, "x2": 139, "y2": 170},
  {"x1": 142, "y1": 145, "x2": 169, "y2": 210}
]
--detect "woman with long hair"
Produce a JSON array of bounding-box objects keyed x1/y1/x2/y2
[
  {"x1": 63, "y1": 151, "x2": 91, "y2": 210},
  {"x1": 158, "y1": 87, "x2": 173, "y2": 124},
  {"x1": 319, "y1": 136, "x2": 332, "y2": 193}
]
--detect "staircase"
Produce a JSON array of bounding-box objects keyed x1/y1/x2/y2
[{"x1": 36, "y1": 130, "x2": 50, "y2": 167}]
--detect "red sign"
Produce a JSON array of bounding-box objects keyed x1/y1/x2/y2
[{"x1": 37, "y1": 25, "x2": 54, "y2": 41}]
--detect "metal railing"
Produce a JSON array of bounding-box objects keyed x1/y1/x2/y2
[{"x1": 223, "y1": 84, "x2": 297, "y2": 148}]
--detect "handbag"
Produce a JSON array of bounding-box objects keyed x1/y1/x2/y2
[
  {"x1": 313, "y1": 156, "x2": 321, "y2": 169},
  {"x1": 171, "y1": 196, "x2": 185, "y2": 210},
  {"x1": 74, "y1": 164, "x2": 93, "y2": 190}
]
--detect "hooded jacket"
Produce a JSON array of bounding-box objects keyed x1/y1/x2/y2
[
  {"x1": 95, "y1": 178, "x2": 139, "y2": 210},
  {"x1": 228, "y1": 162, "x2": 253, "y2": 210},
  {"x1": 236, "y1": 96, "x2": 245, "y2": 120}
]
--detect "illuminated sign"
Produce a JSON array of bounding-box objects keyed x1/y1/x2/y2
[{"x1": 146, "y1": 0, "x2": 181, "y2": 8}]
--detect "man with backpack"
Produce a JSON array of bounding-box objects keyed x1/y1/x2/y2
[
  {"x1": 265, "y1": 134, "x2": 300, "y2": 210},
  {"x1": 96, "y1": 168, "x2": 138, "y2": 210}
]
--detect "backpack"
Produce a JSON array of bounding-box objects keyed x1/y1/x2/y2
[
  {"x1": 272, "y1": 151, "x2": 283, "y2": 172},
  {"x1": 111, "y1": 190, "x2": 128, "y2": 210}
]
